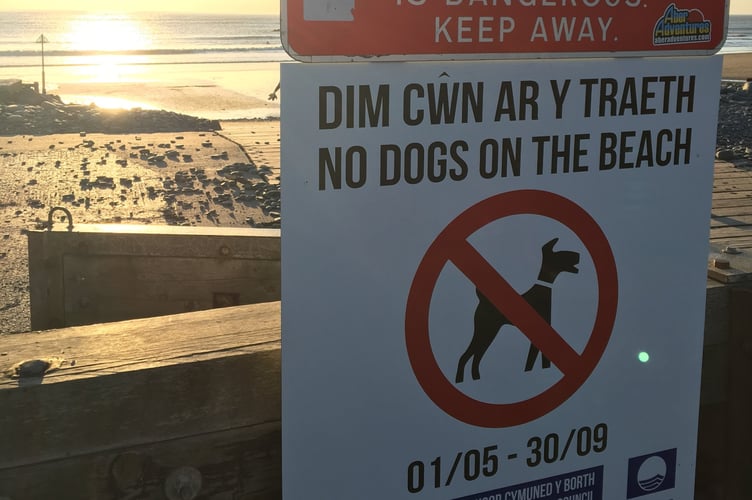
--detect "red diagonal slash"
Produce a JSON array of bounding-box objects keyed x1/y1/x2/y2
[{"x1": 449, "y1": 239, "x2": 581, "y2": 375}]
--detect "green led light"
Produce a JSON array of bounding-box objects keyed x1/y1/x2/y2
[{"x1": 638, "y1": 352, "x2": 650, "y2": 363}]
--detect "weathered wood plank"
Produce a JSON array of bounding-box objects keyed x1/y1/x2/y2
[
  {"x1": 28, "y1": 225, "x2": 281, "y2": 330},
  {"x1": 713, "y1": 171, "x2": 752, "y2": 180},
  {"x1": 712, "y1": 191, "x2": 752, "y2": 201},
  {"x1": 713, "y1": 179, "x2": 752, "y2": 192},
  {"x1": 30, "y1": 225, "x2": 281, "y2": 258},
  {"x1": 714, "y1": 161, "x2": 752, "y2": 172},
  {"x1": 695, "y1": 403, "x2": 727, "y2": 500},
  {"x1": 710, "y1": 226, "x2": 752, "y2": 239},
  {"x1": 711, "y1": 214, "x2": 752, "y2": 228},
  {"x1": 61, "y1": 254, "x2": 279, "y2": 325},
  {"x1": 714, "y1": 171, "x2": 752, "y2": 180},
  {"x1": 708, "y1": 237, "x2": 752, "y2": 249},
  {"x1": 725, "y1": 288, "x2": 752, "y2": 499},
  {"x1": 0, "y1": 302, "x2": 281, "y2": 474},
  {"x1": 711, "y1": 206, "x2": 752, "y2": 218},
  {"x1": 2, "y1": 302, "x2": 281, "y2": 385},
  {"x1": 711, "y1": 197, "x2": 752, "y2": 210},
  {"x1": 0, "y1": 423, "x2": 281, "y2": 500}
]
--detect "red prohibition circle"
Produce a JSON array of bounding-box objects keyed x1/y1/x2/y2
[{"x1": 405, "y1": 190, "x2": 618, "y2": 428}]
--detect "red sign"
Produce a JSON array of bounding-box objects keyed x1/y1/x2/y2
[
  {"x1": 282, "y1": 0, "x2": 728, "y2": 61},
  {"x1": 405, "y1": 190, "x2": 618, "y2": 428}
]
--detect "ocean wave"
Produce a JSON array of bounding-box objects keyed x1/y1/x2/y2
[{"x1": 182, "y1": 35, "x2": 278, "y2": 42}]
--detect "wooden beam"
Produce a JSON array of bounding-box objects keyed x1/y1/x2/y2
[
  {"x1": 0, "y1": 302, "x2": 281, "y2": 499},
  {"x1": 725, "y1": 288, "x2": 752, "y2": 499},
  {"x1": 27, "y1": 225, "x2": 280, "y2": 330}
]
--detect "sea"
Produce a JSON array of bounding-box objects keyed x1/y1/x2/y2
[
  {"x1": 0, "y1": 11, "x2": 291, "y2": 119},
  {"x1": 0, "y1": 11, "x2": 289, "y2": 69},
  {"x1": 0, "y1": 11, "x2": 751, "y2": 118},
  {"x1": 722, "y1": 15, "x2": 752, "y2": 53}
]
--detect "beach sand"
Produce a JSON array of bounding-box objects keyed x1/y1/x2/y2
[
  {"x1": 0, "y1": 52, "x2": 750, "y2": 335},
  {"x1": 722, "y1": 53, "x2": 752, "y2": 81},
  {"x1": 0, "y1": 123, "x2": 280, "y2": 334}
]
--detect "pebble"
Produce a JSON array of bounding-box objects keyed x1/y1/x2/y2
[{"x1": 716, "y1": 82, "x2": 752, "y2": 161}]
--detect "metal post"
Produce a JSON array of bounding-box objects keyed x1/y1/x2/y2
[{"x1": 36, "y1": 34, "x2": 48, "y2": 94}]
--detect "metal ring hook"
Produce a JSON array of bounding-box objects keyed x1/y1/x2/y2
[{"x1": 47, "y1": 206, "x2": 73, "y2": 232}]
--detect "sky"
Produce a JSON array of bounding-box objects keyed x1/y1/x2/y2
[
  {"x1": 0, "y1": 0, "x2": 749, "y2": 15},
  {"x1": 731, "y1": 0, "x2": 752, "y2": 15},
  {"x1": 0, "y1": 0, "x2": 280, "y2": 14}
]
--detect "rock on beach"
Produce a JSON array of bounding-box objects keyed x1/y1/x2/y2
[
  {"x1": 716, "y1": 81, "x2": 752, "y2": 162},
  {"x1": 0, "y1": 80, "x2": 220, "y2": 136}
]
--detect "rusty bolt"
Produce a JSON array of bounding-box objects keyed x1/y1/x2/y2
[
  {"x1": 164, "y1": 466, "x2": 202, "y2": 500},
  {"x1": 712, "y1": 258, "x2": 730, "y2": 270},
  {"x1": 7, "y1": 359, "x2": 51, "y2": 379},
  {"x1": 110, "y1": 452, "x2": 147, "y2": 491},
  {"x1": 219, "y1": 245, "x2": 231, "y2": 257},
  {"x1": 722, "y1": 246, "x2": 741, "y2": 255}
]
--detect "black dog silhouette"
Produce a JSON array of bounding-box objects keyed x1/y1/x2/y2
[{"x1": 455, "y1": 238, "x2": 579, "y2": 383}]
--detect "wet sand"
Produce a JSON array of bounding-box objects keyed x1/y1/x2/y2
[
  {"x1": 722, "y1": 53, "x2": 752, "y2": 81},
  {"x1": 0, "y1": 61, "x2": 283, "y2": 121}
]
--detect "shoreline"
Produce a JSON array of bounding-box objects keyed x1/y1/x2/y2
[{"x1": 0, "y1": 61, "x2": 283, "y2": 121}]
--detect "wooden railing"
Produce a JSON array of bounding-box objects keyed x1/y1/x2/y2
[{"x1": 0, "y1": 302, "x2": 281, "y2": 499}]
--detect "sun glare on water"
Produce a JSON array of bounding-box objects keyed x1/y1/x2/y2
[{"x1": 62, "y1": 13, "x2": 153, "y2": 83}]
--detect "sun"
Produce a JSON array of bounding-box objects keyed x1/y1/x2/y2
[
  {"x1": 62, "y1": 13, "x2": 152, "y2": 82},
  {"x1": 65, "y1": 12, "x2": 151, "y2": 52}
]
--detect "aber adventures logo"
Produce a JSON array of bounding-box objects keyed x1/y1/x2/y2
[{"x1": 653, "y1": 3, "x2": 712, "y2": 45}]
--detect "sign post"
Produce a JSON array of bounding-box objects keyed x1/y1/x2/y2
[
  {"x1": 281, "y1": 2, "x2": 727, "y2": 499},
  {"x1": 35, "y1": 34, "x2": 48, "y2": 94}
]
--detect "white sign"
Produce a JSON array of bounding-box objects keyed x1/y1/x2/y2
[{"x1": 281, "y1": 56, "x2": 720, "y2": 499}]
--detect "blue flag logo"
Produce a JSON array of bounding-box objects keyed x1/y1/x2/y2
[{"x1": 626, "y1": 448, "x2": 677, "y2": 498}]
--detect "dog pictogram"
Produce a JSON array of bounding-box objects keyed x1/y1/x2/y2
[
  {"x1": 405, "y1": 190, "x2": 617, "y2": 427},
  {"x1": 455, "y1": 237, "x2": 580, "y2": 383}
]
